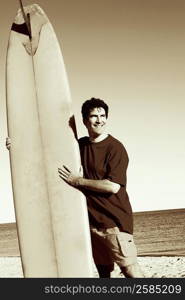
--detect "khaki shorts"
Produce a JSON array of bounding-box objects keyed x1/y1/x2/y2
[{"x1": 90, "y1": 226, "x2": 138, "y2": 267}]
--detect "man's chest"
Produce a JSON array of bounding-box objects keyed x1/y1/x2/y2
[{"x1": 82, "y1": 146, "x2": 109, "y2": 179}]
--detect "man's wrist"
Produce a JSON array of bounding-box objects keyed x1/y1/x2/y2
[{"x1": 76, "y1": 177, "x2": 84, "y2": 187}]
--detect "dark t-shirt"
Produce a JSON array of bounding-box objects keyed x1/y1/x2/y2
[{"x1": 78, "y1": 134, "x2": 133, "y2": 234}]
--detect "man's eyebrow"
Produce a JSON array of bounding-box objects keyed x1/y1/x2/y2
[{"x1": 89, "y1": 113, "x2": 106, "y2": 116}]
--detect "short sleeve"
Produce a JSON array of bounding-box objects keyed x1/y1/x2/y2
[{"x1": 106, "y1": 143, "x2": 128, "y2": 186}]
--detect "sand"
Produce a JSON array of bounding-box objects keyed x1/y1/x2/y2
[{"x1": 0, "y1": 257, "x2": 185, "y2": 278}]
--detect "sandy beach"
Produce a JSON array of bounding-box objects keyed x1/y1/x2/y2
[
  {"x1": 0, "y1": 211, "x2": 184, "y2": 278},
  {"x1": 0, "y1": 256, "x2": 185, "y2": 278}
]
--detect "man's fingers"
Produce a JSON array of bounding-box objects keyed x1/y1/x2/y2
[
  {"x1": 63, "y1": 165, "x2": 71, "y2": 172},
  {"x1": 59, "y1": 174, "x2": 68, "y2": 180},
  {"x1": 58, "y1": 169, "x2": 69, "y2": 179},
  {"x1": 6, "y1": 138, "x2": 11, "y2": 146},
  {"x1": 58, "y1": 166, "x2": 71, "y2": 179},
  {"x1": 59, "y1": 173, "x2": 66, "y2": 179},
  {"x1": 59, "y1": 175, "x2": 68, "y2": 182},
  {"x1": 6, "y1": 137, "x2": 11, "y2": 150},
  {"x1": 58, "y1": 168, "x2": 69, "y2": 176},
  {"x1": 59, "y1": 175, "x2": 72, "y2": 186}
]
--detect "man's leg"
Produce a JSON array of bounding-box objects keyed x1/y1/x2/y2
[
  {"x1": 90, "y1": 227, "x2": 115, "y2": 277},
  {"x1": 103, "y1": 227, "x2": 145, "y2": 278},
  {"x1": 96, "y1": 264, "x2": 114, "y2": 278},
  {"x1": 120, "y1": 263, "x2": 145, "y2": 278}
]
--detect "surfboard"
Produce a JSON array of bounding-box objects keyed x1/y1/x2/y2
[{"x1": 6, "y1": 3, "x2": 93, "y2": 278}]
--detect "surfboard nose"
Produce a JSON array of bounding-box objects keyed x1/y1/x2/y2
[{"x1": 13, "y1": 4, "x2": 48, "y2": 56}]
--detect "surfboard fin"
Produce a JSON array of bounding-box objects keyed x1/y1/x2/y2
[{"x1": 19, "y1": 0, "x2": 32, "y2": 39}]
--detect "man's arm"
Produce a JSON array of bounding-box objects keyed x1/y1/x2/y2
[
  {"x1": 77, "y1": 178, "x2": 120, "y2": 194},
  {"x1": 58, "y1": 166, "x2": 120, "y2": 194}
]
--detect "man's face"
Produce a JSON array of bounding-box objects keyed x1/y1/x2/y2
[{"x1": 84, "y1": 107, "x2": 107, "y2": 137}]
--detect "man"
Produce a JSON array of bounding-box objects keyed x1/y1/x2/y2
[{"x1": 58, "y1": 97, "x2": 144, "y2": 278}]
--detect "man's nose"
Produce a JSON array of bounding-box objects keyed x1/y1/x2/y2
[{"x1": 96, "y1": 116, "x2": 101, "y2": 123}]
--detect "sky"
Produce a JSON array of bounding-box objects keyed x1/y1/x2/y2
[{"x1": 0, "y1": 0, "x2": 185, "y2": 223}]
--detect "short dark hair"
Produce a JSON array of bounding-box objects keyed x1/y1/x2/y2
[{"x1": 81, "y1": 97, "x2": 109, "y2": 120}]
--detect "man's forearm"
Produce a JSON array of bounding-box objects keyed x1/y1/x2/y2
[
  {"x1": 77, "y1": 178, "x2": 120, "y2": 194},
  {"x1": 58, "y1": 166, "x2": 120, "y2": 194}
]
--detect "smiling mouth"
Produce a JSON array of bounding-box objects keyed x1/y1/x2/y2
[{"x1": 94, "y1": 124, "x2": 104, "y2": 127}]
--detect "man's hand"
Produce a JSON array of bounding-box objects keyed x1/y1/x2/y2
[
  {"x1": 6, "y1": 137, "x2": 11, "y2": 150},
  {"x1": 58, "y1": 165, "x2": 82, "y2": 187}
]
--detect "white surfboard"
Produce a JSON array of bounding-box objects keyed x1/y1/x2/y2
[{"x1": 6, "y1": 3, "x2": 93, "y2": 278}]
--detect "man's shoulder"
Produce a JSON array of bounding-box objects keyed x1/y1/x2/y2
[
  {"x1": 78, "y1": 136, "x2": 89, "y2": 145},
  {"x1": 108, "y1": 135, "x2": 128, "y2": 156},
  {"x1": 109, "y1": 135, "x2": 126, "y2": 149}
]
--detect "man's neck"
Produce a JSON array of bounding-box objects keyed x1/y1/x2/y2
[{"x1": 89, "y1": 133, "x2": 108, "y2": 143}]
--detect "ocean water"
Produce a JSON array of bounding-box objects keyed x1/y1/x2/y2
[
  {"x1": 0, "y1": 209, "x2": 184, "y2": 256},
  {"x1": 133, "y1": 209, "x2": 185, "y2": 256}
]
